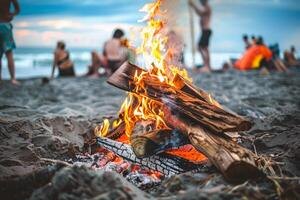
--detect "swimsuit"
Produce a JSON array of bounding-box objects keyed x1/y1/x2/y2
[
  {"x1": 198, "y1": 29, "x2": 212, "y2": 48},
  {"x1": 59, "y1": 66, "x2": 75, "y2": 77},
  {"x1": 57, "y1": 52, "x2": 75, "y2": 77},
  {"x1": 0, "y1": 23, "x2": 16, "y2": 57},
  {"x1": 107, "y1": 59, "x2": 122, "y2": 73}
]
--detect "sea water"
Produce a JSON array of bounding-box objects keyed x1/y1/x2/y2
[{"x1": 1, "y1": 47, "x2": 242, "y2": 79}]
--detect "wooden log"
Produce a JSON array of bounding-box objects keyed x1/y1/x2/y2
[
  {"x1": 107, "y1": 62, "x2": 252, "y2": 134},
  {"x1": 163, "y1": 106, "x2": 261, "y2": 183},
  {"x1": 130, "y1": 120, "x2": 189, "y2": 158}
]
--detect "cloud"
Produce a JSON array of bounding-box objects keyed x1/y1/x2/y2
[{"x1": 14, "y1": 16, "x2": 143, "y2": 48}]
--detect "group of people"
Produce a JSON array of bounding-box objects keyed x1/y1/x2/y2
[
  {"x1": 1, "y1": 0, "x2": 299, "y2": 84},
  {"x1": 51, "y1": 29, "x2": 131, "y2": 78},
  {"x1": 234, "y1": 34, "x2": 299, "y2": 72}
]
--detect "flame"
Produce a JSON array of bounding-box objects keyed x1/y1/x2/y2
[
  {"x1": 96, "y1": 0, "x2": 207, "y2": 163},
  {"x1": 114, "y1": 0, "x2": 193, "y2": 138}
]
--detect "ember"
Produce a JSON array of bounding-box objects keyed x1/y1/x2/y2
[{"x1": 95, "y1": 0, "x2": 261, "y2": 183}]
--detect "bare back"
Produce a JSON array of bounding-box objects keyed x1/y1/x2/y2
[
  {"x1": 0, "y1": 0, "x2": 20, "y2": 23},
  {"x1": 104, "y1": 38, "x2": 124, "y2": 61},
  {"x1": 200, "y1": 5, "x2": 211, "y2": 30}
]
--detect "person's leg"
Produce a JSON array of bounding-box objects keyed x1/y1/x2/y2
[
  {"x1": 199, "y1": 47, "x2": 211, "y2": 72},
  {"x1": 204, "y1": 47, "x2": 211, "y2": 69},
  {"x1": 5, "y1": 50, "x2": 19, "y2": 84}
]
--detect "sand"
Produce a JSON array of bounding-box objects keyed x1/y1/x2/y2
[{"x1": 0, "y1": 70, "x2": 299, "y2": 199}]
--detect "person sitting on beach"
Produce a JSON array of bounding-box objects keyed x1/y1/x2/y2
[
  {"x1": 263, "y1": 43, "x2": 289, "y2": 72},
  {"x1": 51, "y1": 41, "x2": 75, "y2": 78},
  {"x1": 284, "y1": 46, "x2": 299, "y2": 67},
  {"x1": 0, "y1": 0, "x2": 20, "y2": 85},
  {"x1": 234, "y1": 37, "x2": 273, "y2": 71},
  {"x1": 86, "y1": 51, "x2": 107, "y2": 77},
  {"x1": 243, "y1": 34, "x2": 251, "y2": 50},
  {"x1": 102, "y1": 29, "x2": 128, "y2": 74}
]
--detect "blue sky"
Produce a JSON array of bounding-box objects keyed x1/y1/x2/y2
[{"x1": 13, "y1": 0, "x2": 300, "y2": 53}]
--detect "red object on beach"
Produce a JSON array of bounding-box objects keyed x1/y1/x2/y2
[{"x1": 235, "y1": 45, "x2": 273, "y2": 70}]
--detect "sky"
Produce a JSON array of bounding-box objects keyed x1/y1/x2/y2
[{"x1": 12, "y1": 0, "x2": 300, "y2": 53}]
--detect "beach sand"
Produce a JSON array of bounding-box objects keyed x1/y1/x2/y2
[{"x1": 0, "y1": 71, "x2": 299, "y2": 199}]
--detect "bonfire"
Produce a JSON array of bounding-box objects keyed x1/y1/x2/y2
[{"x1": 95, "y1": 0, "x2": 260, "y2": 183}]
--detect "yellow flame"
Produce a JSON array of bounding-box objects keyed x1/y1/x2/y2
[
  {"x1": 97, "y1": 0, "x2": 193, "y2": 139},
  {"x1": 95, "y1": 119, "x2": 110, "y2": 137}
]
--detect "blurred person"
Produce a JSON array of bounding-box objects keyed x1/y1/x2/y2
[
  {"x1": 86, "y1": 51, "x2": 108, "y2": 77},
  {"x1": 51, "y1": 41, "x2": 75, "y2": 78},
  {"x1": 284, "y1": 46, "x2": 299, "y2": 67},
  {"x1": 189, "y1": 0, "x2": 212, "y2": 72},
  {"x1": 251, "y1": 35, "x2": 257, "y2": 45},
  {"x1": 235, "y1": 36, "x2": 273, "y2": 71},
  {"x1": 0, "y1": 0, "x2": 20, "y2": 84},
  {"x1": 265, "y1": 43, "x2": 289, "y2": 72},
  {"x1": 243, "y1": 34, "x2": 251, "y2": 50},
  {"x1": 165, "y1": 30, "x2": 185, "y2": 67},
  {"x1": 102, "y1": 29, "x2": 128, "y2": 74}
]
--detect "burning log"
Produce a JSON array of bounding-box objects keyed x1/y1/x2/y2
[
  {"x1": 163, "y1": 107, "x2": 261, "y2": 183},
  {"x1": 106, "y1": 62, "x2": 261, "y2": 182},
  {"x1": 97, "y1": 137, "x2": 201, "y2": 176},
  {"x1": 108, "y1": 62, "x2": 252, "y2": 134},
  {"x1": 131, "y1": 120, "x2": 189, "y2": 158}
]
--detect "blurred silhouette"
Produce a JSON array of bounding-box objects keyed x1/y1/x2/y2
[
  {"x1": 284, "y1": 46, "x2": 299, "y2": 67},
  {"x1": 234, "y1": 36, "x2": 272, "y2": 71},
  {"x1": 235, "y1": 36, "x2": 288, "y2": 72},
  {"x1": 0, "y1": 0, "x2": 20, "y2": 84},
  {"x1": 268, "y1": 43, "x2": 288, "y2": 72},
  {"x1": 86, "y1": 51, "x2": 103, "y2": 78},
  {"x1": 243, "y1": 34, "x2": 251, "y2": 50},
  {"x1": 51, "y1": 41, "x2": 75, "y2": 78},
  {"x1": 165, "y1": 30, "x2": 185, "y2": 67},
  {"x1": 189, "y1": 0, "x2": 212, "y2": 72},
  {"x1": 251, "y1": 35, "x2": 257, "y2": 46},
  {"x1": 102, "y1": 29, "x2": 129, "y2": 74}
]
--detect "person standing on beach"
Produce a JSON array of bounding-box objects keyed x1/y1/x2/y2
[
  {"x1": 0, "y1": 0, "x2": 20, "y2": 84},
  {"x1": 189, "y1": 0, "x2": 212, "y2": 72}
]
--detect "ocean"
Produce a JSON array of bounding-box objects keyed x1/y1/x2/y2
[{"x1": 1, "y1": 47, "x2": 242, "y2": 79}]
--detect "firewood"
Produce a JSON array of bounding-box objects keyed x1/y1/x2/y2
[
  {"x1": 107, "y1": 62, "x2": 260, "y2": 182},
  {"x1": 163, "y1": 106, "x2": 262, "y2": 183},
  {"x1": 131, "y1": 120, "x2": 189, "y2": 158},
  {"x1": 107, "y1": 62, "x2": 252, "y2": 134}
]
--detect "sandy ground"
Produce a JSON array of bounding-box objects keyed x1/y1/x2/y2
[{"x1": 0, "y1": 70, "x2": 300, "y2": 199}]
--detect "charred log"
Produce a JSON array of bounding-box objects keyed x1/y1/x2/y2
[
  {"x1": 131, "y1": 120, "x2": 190, "y2": 158},
  {"x1": 163, "y1": 107, "x2": 262, "y2": 183},
  {"x1": 97, "y1": 137, "x2": 201, "y2": 176}
]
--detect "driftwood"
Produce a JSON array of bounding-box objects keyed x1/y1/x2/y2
[
  {"x1": 131, "y1": 120, "x2": 189, "y2": 158},
  {"x1": 106, "y1": 62, "x2": 261, "y2": 182}
]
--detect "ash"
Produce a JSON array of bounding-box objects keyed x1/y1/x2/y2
[{"x1": 69, "y1": 149, "x2": 163, "y2": 190}]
